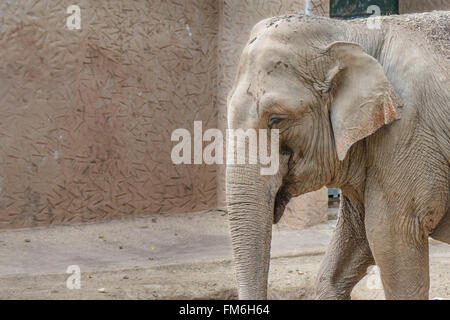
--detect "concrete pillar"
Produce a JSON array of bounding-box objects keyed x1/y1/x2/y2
[
  {"x1": 216, "y1": 0, "x2": 329, "y2": 228},
  {"x1": 309, "y1": 0, "x2": 330, "y2": 16}
]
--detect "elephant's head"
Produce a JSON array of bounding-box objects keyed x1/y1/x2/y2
[{"x1": 226, "y1": 18, "x2": 401, "y2": 299}]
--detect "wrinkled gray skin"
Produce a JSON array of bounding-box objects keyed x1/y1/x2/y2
[{"x1": 226, "y1": 14, "x2": 449, "y2": 300}]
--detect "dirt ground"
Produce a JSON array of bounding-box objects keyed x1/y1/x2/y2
[
  {"x1": 0, "y1": 210, "x2": 449, "y2": 300},
  {"x1": 1, "y1": 252, "x2": 449, "y2": 300}
]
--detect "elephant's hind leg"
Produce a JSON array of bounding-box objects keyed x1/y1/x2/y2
[{"x1": 315, "y1": 195, "x2": 375, "y2": 299}]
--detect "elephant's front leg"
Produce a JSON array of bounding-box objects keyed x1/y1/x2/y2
[
  {"x1": 365, "y1": 189, "x2": 430, "y2": 300},
  {"x1": 315, "y1": 195, "x2": 375, "y2": 299}
]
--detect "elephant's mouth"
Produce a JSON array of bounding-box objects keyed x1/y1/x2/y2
[{"x1": 273, "y1": 186, "x2": 292, "y2": 224}]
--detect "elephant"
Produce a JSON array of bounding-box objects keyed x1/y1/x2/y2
[{"x1": 226, "y1": 13, "x2": 449, "y2": 300}]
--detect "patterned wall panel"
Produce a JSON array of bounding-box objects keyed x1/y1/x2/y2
[{"x1": 0, "y1": 0, "x2": 219, "y2": 228}]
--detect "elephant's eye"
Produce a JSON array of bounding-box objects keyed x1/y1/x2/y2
[
  {"x1": 269, "y1": 118, "x2": 282, "y2": 126},
  {"x1": 268, "y1": 114, "x2": 287, "y2": 128}
]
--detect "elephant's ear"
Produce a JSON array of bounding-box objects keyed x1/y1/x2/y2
[{"x1": 323, "y1": 42, "x2": 402, "y2": 160}]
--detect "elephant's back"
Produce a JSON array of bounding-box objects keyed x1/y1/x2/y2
[{"x1": 352, "y1": 11, "x2": 449, "y2": 73}]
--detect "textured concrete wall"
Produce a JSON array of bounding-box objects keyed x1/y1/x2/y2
[
  {"x1": 0, "y1": 0, "x2": 330, "y2": 229},
  {"x1": 399, "y1": 0, "x2": 450, "y2": 13},
  {"x1": 0, "y1": 0, "x2": 219, "y2": 228}
]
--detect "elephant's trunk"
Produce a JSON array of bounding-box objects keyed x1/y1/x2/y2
[{"x1": 226, "y1": 163, "x2": 283, "y2": 299}]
